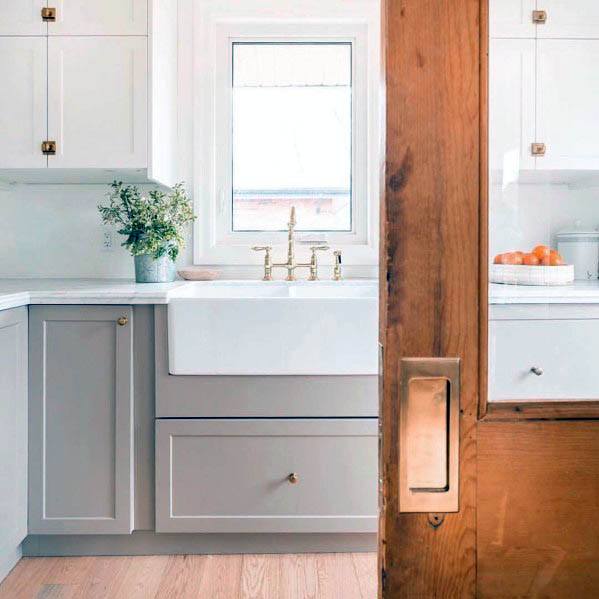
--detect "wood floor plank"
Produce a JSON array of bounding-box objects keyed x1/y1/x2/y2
[
  {"x1": 0, "y1": 553, "x2": 376, "y2": 599},
  {"x1": 350, "y1": 553, "x2": 377, "y2": 599},
  {"x1": 153, "y1": 555, "x2": 207, "y2": 599},
  {"x1": 278, "y1": 554, "x2": 319, "y2": 599},
  {"x1": 0, "y1": 557, "x2": 57, "y2": 599},
  {"x1": 196, "y1": 555, "x2": 242, "y2": 599},
  {"x1": 111, "y1": 556, "x2": 170, "y2": 599},
  {"x1": 315, "y1": 553, "x2": 363, "y2": 599},
  {"x1": 240, "y1": 554, "x2": 280, "y2": 599},
  {"x1": 70, "y1": 556, "x2": 132, "y2": 599}
]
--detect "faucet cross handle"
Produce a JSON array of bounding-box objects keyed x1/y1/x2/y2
[
  {"x1": 307, "y1": 246, "x2": 330, "y2": 281},
  {"x1": 252, "y1": 245, "x2": 273, "y2": 281}
]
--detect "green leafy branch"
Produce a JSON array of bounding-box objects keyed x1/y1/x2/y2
[{"x1": 98, "y1": 181, "x2": 196, "y2": 261}]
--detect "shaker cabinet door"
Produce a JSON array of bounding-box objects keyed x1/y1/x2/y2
[
  {"x1": 0, "y1": 0, "x2": 47, "y2": 36},
  {"x1": 538, "y1": 0, "x2": 599, "y2": 39},
  {"x1": 47, "y1": 36, "x2": 147, "y2": 169},
  {"x1": 0, "y1": 37, "x2": 47, "y2": 169},
  {"x1": 0, "y1": 308, "x2": 28, "y2": 558},
  {"x1": 489, "y1": 0, "x2": 537, "y2": 39},
  {"x1": 536, "y1": 40, "x2": 599, "y2": 170},
  {"x1": 28, "y1": 306, "x2": 134, "y2": 534},
  {"x1": 489, "y1": 39, "x2": 536, "y2": 175},
  {"x1": 48, "y1": 0, "x2": 148, "y2": 35}
]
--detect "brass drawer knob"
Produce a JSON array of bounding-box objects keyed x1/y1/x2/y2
[
  {"x1": 287, "y1": 472, "x2": 299, "y2": 484},
  {"x1": 532, "y1": 10, "x2": 547, "y2": 24},
  {"x1": 531, "y1": 143, "x2": 546, "y2": 156},
  {"x1": 117, "y1": 316, "x2": 128, "y2": 327}
]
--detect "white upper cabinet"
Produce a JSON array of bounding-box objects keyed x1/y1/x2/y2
[
  {"x1": 489, "y1": 39, "x2": 536, "y2": 174},
  {"x1": 536, "y1": 40, "x2": 599, "y2": 170},
  {"x1": 490, "y1": 0, "x2": 537, "y2": 39},
  {"x1": 0, "y1": 37, "x2": 47, "y2": 168},
  {"x1": 48, "y1": 0, "x2": 148, "y2": 36},
  {"x1": 0, "y1": 0, "x2": 178, "y2": 187},
  {"x1": 538, "y1": 0, "x2": 599, "y2": 39},
  {"x1": 48, "y1": 37, "x2": 147, "y2": 169},
  {"x1": 0, "y1": 0, "x2": 47, "y2": 36}
]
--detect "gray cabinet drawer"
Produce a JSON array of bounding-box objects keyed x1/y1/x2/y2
[{"x1": 156, "y1": 419, "x2": 378, "y2": 533}]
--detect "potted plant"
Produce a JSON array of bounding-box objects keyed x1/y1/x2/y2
[{"x1": 99, "y1": 181, "x2": 196, "y2": 283}]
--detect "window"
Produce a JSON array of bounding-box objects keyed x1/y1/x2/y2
[
  {"x1": 193, "y1": 4, "x2": 380, "y2": 266},
  {"x1": 232, "y1": 42, "x2": 353, "y2": 233}
]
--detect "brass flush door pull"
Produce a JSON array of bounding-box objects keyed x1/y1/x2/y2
[
  {"x1": 399, "y1": 358, "x2": 460, "y2": 513},
  {"x1": 532, "y1": 10, "x2": 547, "y2": 24},
  {"x1": 41, "y1": 141, "x2": 57, "y2": 155},
  {"x1": 41, "y1": 7, "x2": 56, "y2": 21},
  {"x1": 287, "y1": 473, "x2": 299, "y2": 484},
  {"x1": 117, "y1": 316, "x2": 128, "y2": 327},
  {"x1": 531, "y1": 143, "x2": 546, "y2": 157}
]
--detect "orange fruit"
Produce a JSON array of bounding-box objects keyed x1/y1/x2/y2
[
  {"x1": 540, "y1": 256, "x2": 552, "y2": 266},
  {"x1": 549, "y1": 253, "x2": 565, "y2": 266},
  {"x1": 493, "y1": 253, "x2": 504, "y2": 264},
  {"x1": 522, "y1": 253, "x2": 540, "y2": 266},
  {"x1": 503, "y1": 252, "x2": 523, "y2": 265},
  {"x1": 532, "y1": 245, "x2": 551, "y2": 260}
]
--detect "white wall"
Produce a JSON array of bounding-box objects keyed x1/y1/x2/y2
[
  {"x1": 0, "y1": 184, "x2": 192, "y2": 278},
  {"x1": 490, "y1": 181, "x2": 599, "y2": 259}
]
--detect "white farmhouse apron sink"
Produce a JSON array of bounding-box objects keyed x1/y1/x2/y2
[{"x1": 167, "y1": 280, "x2": 378, "y2": 375}]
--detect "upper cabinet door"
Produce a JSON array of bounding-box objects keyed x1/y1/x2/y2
[
  {"x1": 536, "y1": 40, "x2": 599, "y2": 170},
  {"x1": 490, "y1": 0, "x2": 537, "y2": 39},
  {"x1": 538, "y1": 0, "x2": 599, "y2": 39},
  {"x1": 48, "y1": 0, "x2": 147, "y2": 35},
  {"x1": 0, "y1": 37, "x2": 47, "y2": 169},
  {"x1": 489, "y1": 39, "x2": 536, "y2": 175},
  {"x1": 47, "y1": 36, "x2": 147, "y2": 169},
  {"x1": 0, "y1": 0, "x2": 47, "y2": 36}
]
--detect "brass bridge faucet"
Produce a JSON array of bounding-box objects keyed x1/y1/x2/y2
[{"x1": 252, "y1": 207, "x2": 339, "y2": 281}]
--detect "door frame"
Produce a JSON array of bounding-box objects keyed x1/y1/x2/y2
[{"x1": 379, "y1": 0, "x2": 483, "y2": 595}]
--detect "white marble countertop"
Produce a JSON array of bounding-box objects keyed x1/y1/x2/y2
[
  {"x1": 490, "y1": 281, "x2": 599, "y2": 304},
  {"x1": 0, "y1": 279, "x2": 188, "y2": 311}
]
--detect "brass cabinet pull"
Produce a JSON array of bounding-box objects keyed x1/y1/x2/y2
[
  {"x1": 41, "y1": 141, "x2": 57, "y2": 155},
  {"x1": 532, "y1": 10, "x2": 547, "y2": 24},
  {"x1": 117, "y1": 316, "x2": 128, "y2": 327},
  {"x1": 287, "y1": 472, "x2": 299, "y2": 484},
  {"x1": 41, "y1": 7, "x2": 56, "y2": 21},
  {"x1": 531, "y1": 143, "x2": 546, "y2": 156}
]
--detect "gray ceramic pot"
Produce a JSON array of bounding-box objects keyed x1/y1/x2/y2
[{"x1": 134, "y1": 253, "x2": 176, "y2": 283}]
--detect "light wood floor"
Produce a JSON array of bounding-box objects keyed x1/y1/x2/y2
[{"x1": 0, "y1": 553, "x2": 376, "y2": 599}]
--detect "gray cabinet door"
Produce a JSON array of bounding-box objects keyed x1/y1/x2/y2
[
  {"x1": 29, "y1": 306, "x2": 134, "y2": 534},
  {"x1": 0, "y1": 308, "x2": 28, "y2": 557},
  {"x1": 156, "y1": 418, "x2": 378, "y2": 533}
]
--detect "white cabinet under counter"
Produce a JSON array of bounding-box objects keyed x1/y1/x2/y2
[{"x1": 489, "y1": 283, "x2": 599, "y2": 402}]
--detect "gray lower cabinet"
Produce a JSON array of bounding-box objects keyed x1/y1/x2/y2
[
  {"x1": 0, "y1": 308, "x2": 28, "y2": 567},
  {"x1": 155, "y1": 418, "x2": 378, "y2": 534},
  {"x1": 29, "y1": 306, "x2": 134, "y2": 534}
]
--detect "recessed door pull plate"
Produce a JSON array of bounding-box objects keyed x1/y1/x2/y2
[{"x1": 399, "y1": 358, "x2": 460, "y2": 513}]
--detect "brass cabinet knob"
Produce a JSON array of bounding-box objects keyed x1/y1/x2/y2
[
  {"x1": 287, "y1": 472, "x2": 299, "y2": 484},
  {"x1": 117, "y1": 316, "x2": 128, "y2": 327}
]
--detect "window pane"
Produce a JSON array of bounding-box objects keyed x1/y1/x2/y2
[{"x1": 232, "y1": 42, "x2": 352, "y2": 232}]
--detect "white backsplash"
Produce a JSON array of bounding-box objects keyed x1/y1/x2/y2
[
  {"x1": 0, "y1": 184, "x2": 193, "y2": 278},
  {"x1": 490, "y1": 180, "x2": 599, "y2": 258}
]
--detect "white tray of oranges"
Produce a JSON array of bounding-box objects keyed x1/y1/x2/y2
[{"x1": 491, "y1": 245, "x2": 574, "y2": 286}]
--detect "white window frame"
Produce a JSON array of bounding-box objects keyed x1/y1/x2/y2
[{"x1": 193, "y1": 1, "x2": 380, "y2": 266}]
